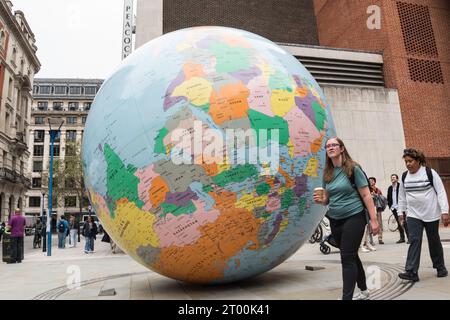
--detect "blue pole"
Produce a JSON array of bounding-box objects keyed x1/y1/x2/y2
[{"x1": 47, "y1": 130, "x2": 57, "y2": 256}]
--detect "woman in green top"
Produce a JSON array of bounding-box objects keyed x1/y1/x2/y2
[{"x1": 314, "y1": 137, "x2": 379, "y2": 300}]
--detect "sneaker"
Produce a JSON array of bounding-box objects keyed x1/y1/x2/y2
[
  {"x1": 367, "y1": 243, "x2": 377, "y2": 251},
  {"x1": 378, "y1": 240, "x2": 385, "y2": 245},
  {"x1": 437, "y1": 268, "x2": 448, "y2": 278},
  {"x1": 396, "y1": 239, "x2": 405, "y2": 244},
  {"x1": 398, "y1": 271, "x2": 419, "y2": 282},
  {"x1": 353, "y1": 290, "x2": 370, "y2": 300},
  {"x1": 84, "y1": 250, "x2": 89, "y2": 254},
  {"x1": 361, "y1": 246, "x2": 370, "y2": 253}
]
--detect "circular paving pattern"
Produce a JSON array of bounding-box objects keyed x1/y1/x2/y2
[{"x1": 32, "y1": 260, "x2": 414, "y2": 300}]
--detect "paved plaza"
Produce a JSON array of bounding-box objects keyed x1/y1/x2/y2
[{"x1": 1, "y1": 227, "x2": 450, "y2": 300}]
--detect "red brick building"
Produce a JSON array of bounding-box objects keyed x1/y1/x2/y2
[{"x1": 314, "y1": 0, "x2": 450, "y2": 191}]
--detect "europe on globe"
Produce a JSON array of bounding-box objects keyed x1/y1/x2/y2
[{"x1": 82, "y1": 26, "x2": 336, "y2": 284}]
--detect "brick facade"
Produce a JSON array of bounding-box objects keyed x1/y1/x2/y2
[
  {"x1": 314, "y1": 0, "x2": 450, "y2": 196},
  {"x1": 163, "y1": 0, "x2": 319, "y2": 45}
]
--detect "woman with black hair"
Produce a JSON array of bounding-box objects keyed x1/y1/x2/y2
[{"x1": 398, "y1": 148, "x2": 449, "y2": 282}]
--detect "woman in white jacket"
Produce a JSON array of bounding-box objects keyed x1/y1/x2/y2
[{"x1": 398, "y1": 148, "x2": 449, "y2": 282}]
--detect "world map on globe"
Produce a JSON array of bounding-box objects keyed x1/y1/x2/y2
[{"x1": 82, "y1": 26, "x2": 336, "y2": 284}]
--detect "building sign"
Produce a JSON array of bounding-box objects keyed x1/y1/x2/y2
[{"x1": 122, "y1": 0, "x2": 134, "y2": 60}]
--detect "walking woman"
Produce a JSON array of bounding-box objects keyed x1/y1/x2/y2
[
  {"x1": 313, "y1": 137, "x2": 379, "y2": 300},
  {"x1": 398, "y1": 148, "x2": 448, "y2": 282}
]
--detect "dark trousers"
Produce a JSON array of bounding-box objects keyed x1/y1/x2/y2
[
  {"x1": 392, "y1": 209, "x2": 407, "y2": 240},
  {"x1": 405, "y1": 217, "x2": 446, "y2": 274},
  {"x1": 329, "y1": 211, "x2": 367, "y2": 300},
  {"x1": 11, "y1": 236, "x2": 24, "y2": 263}
]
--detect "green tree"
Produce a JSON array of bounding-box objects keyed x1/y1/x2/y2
[{"x1": 42, "y1": 140, "x2": 89, "y2": 216}]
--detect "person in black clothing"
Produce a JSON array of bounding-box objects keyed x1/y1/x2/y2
[
  {"x1": 33, "y1": 218, "x2": 43, "y2": 248},
  {"x1": 387, "y1": 174, "x2": 408, "y2": 243},
  {"x1": 0, "y1": 222, "x2": 5, "y2": 242},
  {"x1": 83, "y1": 216, "x2": 98, "y2": 253}
]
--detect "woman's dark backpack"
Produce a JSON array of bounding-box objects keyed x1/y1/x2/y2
[
  {"x1": 402, "y1": 167, "x2": 435, "y2": 192},
  {"x1": 58, "y1": 221, "x2": 65, "y2": 233}
]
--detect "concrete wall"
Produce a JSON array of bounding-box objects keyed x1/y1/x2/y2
[{"x1": 323, "y1": 85, "x2": 406, "y2": 195}]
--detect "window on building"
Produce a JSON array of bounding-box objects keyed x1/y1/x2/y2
[
  {"x1": 2, "y1": 151, "x2": 7, "y2": 167},
  {"x1": 33, "y1": 85, "x2": 39, "y2": 94},
  {"x1": 0, "y1": 30, "x2": 5, "y2": 49},
  {"x1": 37, "y1": 101, "x2": 48, "y2": 110},
  {"x1": 53, "y1": 101, "x2": 63, "y2": 111},
  {"x1": 35, "y1": 117, "x2": 44, "y2": 124},
  {"x1": 49, "y1": 144, "x2": 60, "y2": 157},
  {"x1": 11, "y1": 47, "x2": 17, "y2": 64},
  {"x1": 84, "y1": 86, "x2": 97, "y2": 95},
  {"x1": 69, "y1": 86, "x2": 81, "y2": 95},
  {"x1": 12, "y1": 156, "x2": 16, "y2": 171},
  {"x1": 33, "y1": 145, "x2": 44, "y2": 157},
  {"x1": 66, "y1": 130, "x2": 77, "y2": 141},
  {"x1": 29, "y1": 196, "x2": 41, "y2": 208},
  {"x1": 33, "y1": 161, "x2": 43, "y2": 172},
  {"x1": 39, "y1": 86, "x2": 51, "y2": 94},
  {"x1": 81, "y1": 116, "x2": 87, "y2": 124},
  {"x1": 54, "y1": 86, "x2": 67, "y2": 95},
  {"x1": 64, "y1": 196, "x2": 77, "y2": 207},
  {"x1": 5, "y1": 112, "x2": 10, "y2": 134},
  {"x1": 68, "y1": 102, "x2": 79, "y2": 111},
  {"x1": 32, "y1": 178, "x2": 42, "y2": 188},
  {"x1": 54, "y1": 131, "x2": 60, "y2": 142},
  {"x1": 8, "y1": 78, "x2": 13, "y2": 99},
  {"x1": 67, "y1": 116, "x2": 77, "y2": 124},
  {"x1": 34, "y1": 130, "x2": 44, "y2": 142},
  {"x1": 84, "y1": 102, "x2": 92, "y2": 111}
]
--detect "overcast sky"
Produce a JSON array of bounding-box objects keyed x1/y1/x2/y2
[{"x1": 12, "y1": 0, "x2": 126, "y2": 80}]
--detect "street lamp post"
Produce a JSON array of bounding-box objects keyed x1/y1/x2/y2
[
  {"x1": 46, "y1": 117, "x2": 64, "y2": 256},
  {"x1": 41, "y1": 191, "x2": 46, "y2": 252}
]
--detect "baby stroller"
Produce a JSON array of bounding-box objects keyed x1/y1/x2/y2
[
  {"x1": 309, "y1": 216, "x2": 339, "y2": 255},
  {"x1": 319, "y1": 233, "x2": 339, "y2": 254}
]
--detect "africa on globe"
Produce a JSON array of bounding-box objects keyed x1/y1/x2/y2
[{"x1": 82, "y1": 26, "x2": 336, "y2": 284}]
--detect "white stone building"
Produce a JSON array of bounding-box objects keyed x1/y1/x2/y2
[
  {"x1": 0, "y1": 0, "x2": 40, "y2": 222},
  {"x1": 25, "y1": 78, "x2": 102, "y2": 223}
]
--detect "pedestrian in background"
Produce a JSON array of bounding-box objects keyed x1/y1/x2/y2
[
  {"x1": 68, "y1": 215, "x2": 79, "y2": 248},
  {"x1": 83, "y1": 216, "x2": 98, "y2": 253},
  {"x1": 33, "y1": 218, "x2": 43, "y2": 249},
  {"x1": 57, "y1": 216, "x2": 69, "y2": 249},
  {"x1": 6, "y1": 208, "x2": 26, "y2": 264},
  {"x1": 387, "y1": 173, "x2": 408, "y2": 243},
  {"x1": 398, "y1": 148, "x2": 449, "y2": 282},
  {"x1": 0, "y1": 222, "x2": 5, "y2": 242},
  {"x1": 369, "y1": 177, "x2": 385, "y2": 245},
  {"x1": 313, "y1": 137, "x2": 379, "y2": 300}
]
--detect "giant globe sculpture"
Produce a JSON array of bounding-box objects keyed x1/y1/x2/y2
[{"x1": 82, "y1": 26, "x2": 336, "y2": 284}]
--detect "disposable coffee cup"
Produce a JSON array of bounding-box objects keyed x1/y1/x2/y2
[{"x1": 314, "y1": 187, "x2": 325, "y2": 202}]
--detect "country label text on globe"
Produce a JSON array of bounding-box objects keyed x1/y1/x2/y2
[{"x1": 82, "y1": 26, "x2": 336, "y2": 283}]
